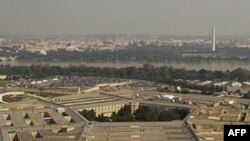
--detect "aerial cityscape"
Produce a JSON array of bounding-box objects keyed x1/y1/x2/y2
[{"x1": 1, "y1": 0, "x2": 250, "y2": 141}]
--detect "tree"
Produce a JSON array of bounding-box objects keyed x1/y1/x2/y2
[
  {"x1": 79, "y1": 110, "x2": 96, "y2": 121},
  {"x1": 112, "y1": 106, "x2": 135, "y2": 122},
  {"x1": 134, "y1": 106, "x2": 158, "y2": 121},
  {"x1": 158, "y1": 110, "x2": 181, "y2": 121},
  {"x1": 96, "y1": 114, "x2": 109, "y2": 122}
]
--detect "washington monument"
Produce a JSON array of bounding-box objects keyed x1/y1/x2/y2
[{"x1": 212, "y1": 27, "x2": 216, "y2": 52}]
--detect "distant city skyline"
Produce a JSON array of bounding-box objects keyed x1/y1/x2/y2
[{"x1": 1, "y1": 0, "x2": 250, "y2": 36}]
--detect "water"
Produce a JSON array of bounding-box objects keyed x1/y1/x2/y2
[{"x1": 0, "y1": 60, "x2": 250, "y2": 71}]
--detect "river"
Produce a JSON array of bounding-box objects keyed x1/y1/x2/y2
[{"x1": 0, "y1": 60, "x2": 250, "y2": 71}]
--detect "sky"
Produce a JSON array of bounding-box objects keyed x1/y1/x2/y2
[{"x1": 0, "y1": 0, "x2": 250, "y2": 36}]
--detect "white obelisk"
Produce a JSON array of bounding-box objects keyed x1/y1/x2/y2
[{"x1": 212, "y1": 27, "x2": 216, "y2": 52}]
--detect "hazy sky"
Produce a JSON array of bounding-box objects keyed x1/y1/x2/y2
[{"x1": 1, "y1": 0, "x2": 250, "y2": 36}]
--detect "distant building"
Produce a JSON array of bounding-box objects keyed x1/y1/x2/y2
[
  {"x1": 226, "y1": 82, "x2": 250, "y2": 94},
  {"x1": 162, "y1": 95, "x2": 175, "y2": 100},
  {"x1": 40, "y1": 50, "x2": 47, "y2": 55},
  {"x1": 0, "y1": 75, "x2": 7, "y2": 80}
]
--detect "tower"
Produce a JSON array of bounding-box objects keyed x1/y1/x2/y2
[{"x1": 212, "y1": 27, "x2": 216, "y2": 52}]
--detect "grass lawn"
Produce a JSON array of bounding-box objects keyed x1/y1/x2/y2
[
  {"x1": 2, "y1": 94, "x2": 38, "y2": 103},
  {"x1": 0, "y1": 80, "x2": 10, "y2": 87}
]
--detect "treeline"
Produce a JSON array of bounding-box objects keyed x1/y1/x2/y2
[
  {"x1": 16, "y1": 45, "x2": 250, "y2": 62},
  {"x1": 1, "y1": 64, "x2": 250, "y2": 82},
  {"x1": 79, "y1": 106, "x2": 188, "y2": 122},
  {"x1": 17, "y1": 45, "x2": 183, "y2": 62}
]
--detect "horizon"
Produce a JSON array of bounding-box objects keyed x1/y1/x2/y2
[{"x1": 1, "y1": 33, "x2": 250, "y2": 39}]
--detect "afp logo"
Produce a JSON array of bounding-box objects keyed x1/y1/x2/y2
[{"x1": 224, "y1": 125, "x2": 250, "y2": 141}]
